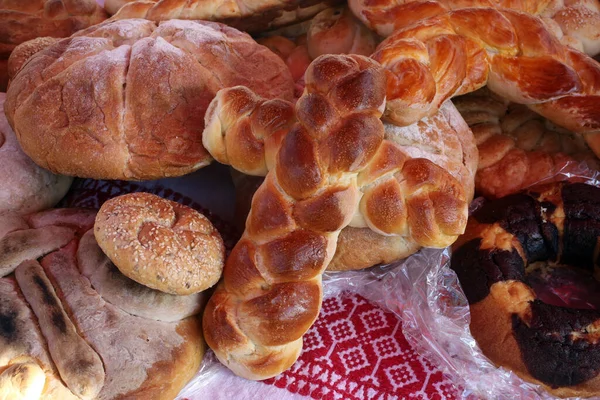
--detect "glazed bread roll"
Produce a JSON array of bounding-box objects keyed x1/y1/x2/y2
[
  {"x1": 5, "y1": 18, "x2": 294, "y2": 180},
  {"x1": 106, "y1": 0, "x2": 342, "y2": 33},
  {"x1": 0, "y1": 0, "x2": 107, "y2": 90},
  {"x1": 371, "y1": 8, "x2": 600, "y2": 159},
  {"x1": 203, "y1": 54, "x2": 470, "y2": 380},
  {"x1": 348, "y1": 0, "x2": 600, "y2": 56},
  {"x1": 205, "y1": 86, "x2": 476, "y2": 271},
  {"x1": 0, "y1": 93, "x2": 72, "y2": 215},
  {"x1": 455, "y1": 88, "x2": 599, "y2": 198},
  {"x1": 95, "y1": 192, "x2": 225, "y2": 295}
]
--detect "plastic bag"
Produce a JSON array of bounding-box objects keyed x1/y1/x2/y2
[{"x1": 178, "y1": 161, "x2": 600, "y2": 400}]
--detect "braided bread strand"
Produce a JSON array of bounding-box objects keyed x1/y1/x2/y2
[
  {"x1": 203, "y1": 54, "x2": 387, "y2": 379},
  {"x1": 454, "y1": 88, "x2": 598, "y2": 198},
  {"x1": 348, "y1": 0, "x2": 600, "y2": 56},
  {"x1": 372, "y1": 8, "x2": 600, "y2": 157},
  {"x1": 204, "y1": 81, "x2": 472, "y2": 261}
]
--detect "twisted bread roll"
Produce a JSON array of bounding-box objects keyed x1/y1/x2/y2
[
  {"x1": 372, "y1": 8, "x2": 600, "y2": 158},
  {"x1": 349, "y1": 0, "x2": 600, "y2": 56},
  {"x1": 454, "y1": 88, "x2": 599, "y2": 198},
  {"x1": 203, "y1": 54, "x2": 470, "y2": 380},
  {"x1": 203, "y1": 54, "x2": 386, "y2": 379},
  {"x1": 206, "y1": 85, "x2": 474, "y2": 271},
  {"x1": 107, "y1": 0, "x2": 341, "y2": 33},
  {"x1": 5, "y1": 19, "x2": 293, "y2": 180},
  {"x1": 203, "y1": 86, "x2": 296, "y2": 176}
]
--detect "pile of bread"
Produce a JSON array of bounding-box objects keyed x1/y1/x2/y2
[{"x1": 1, "y1": 0, "x2": 600, "y2": 398}]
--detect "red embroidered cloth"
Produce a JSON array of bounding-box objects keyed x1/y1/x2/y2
[{"x1": 61, "y1": 178, "x2": 460, "y2": 400}]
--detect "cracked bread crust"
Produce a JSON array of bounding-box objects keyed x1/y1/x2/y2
[{"x1": 5, "y1": 18, "x2": 294, "y2": 180}]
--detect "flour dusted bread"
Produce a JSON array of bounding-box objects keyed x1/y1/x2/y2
[
  {"x1": 95, "y1": 193, "x2": 225, "y2": 295},
  {"x1": 5, "y1": 18, "x2": 294, "y2": 180},
  {"x1": 7, "y1": 37, "x2": 59, "y2": 81},
  {"x1": 0, "y1": 278, "x2": 78, "y2": 400},
  {"x1": 0, "y1": 93, "x2": 72, "y2": 214},
  {"x1": 42, "y1": 243, "x2": 205, "y2": 400},
  {"x1": 107, "y1": 0, "x2": 341, "y2": 33},
  {"x1": 0, "y1": 208, "x2": 207, "y2": 399}
]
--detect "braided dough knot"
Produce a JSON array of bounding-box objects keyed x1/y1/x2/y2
[
  {"x1": 203, "y1": 54, "x2": 387, "y2": 380},
  {"x1": 94, "y1": 193, "x2": 225, "y2": 295},
  {"x1": 203, "y1": 86, "x2": 296, "y2": 176},
  {"x1": 356, "y1": 146, "x2": 467, "y2": 247},
  {"x1": 372, "y1": 8, "x2": 600, "y2": 157}
]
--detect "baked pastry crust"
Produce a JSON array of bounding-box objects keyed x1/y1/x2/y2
[{"x1": 5, "y1": 18, "x2": 294, "y2": 180}]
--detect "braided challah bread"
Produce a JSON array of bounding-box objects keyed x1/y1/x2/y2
[
  {"x1": 0, "y1": 0, "x2": 107, "y2": 90},
  {"x1": 5, "y1": 18, "x2": 293, "y2": 180},
  {"x1": 202, "y1": 53, "x2": 471, "y2": 380},
  {"x1": 348, "y1": 0, "x2": 600, "y2": 56},
  {"x1": 106, "y1": 0, "x2": 342, "y2": 33},
  {"x1": 371, "y1": 8, "x2": 600, "y2": 160},
  {"x1": 454, "y1": 88, "x2": 599, "y2": 198},
  {"x1": 204, "y1": 83, "x2": 476, "y2": 271}
]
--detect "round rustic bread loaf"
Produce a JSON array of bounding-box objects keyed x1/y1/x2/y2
[
  {"x1": 5, "y1": 18, "x2": 294, "y2": 180},
  {"x1": 94, "y1": 192, "x2": 225, "y2": 295}
]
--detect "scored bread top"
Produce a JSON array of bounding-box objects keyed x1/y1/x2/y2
[{"x1": 5, "y1": 18, "x2": 294, "y2": 180}]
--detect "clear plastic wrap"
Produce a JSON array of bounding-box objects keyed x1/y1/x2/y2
[{"x1": 178, "y1": 161, "x2": 600, "y2": 400}]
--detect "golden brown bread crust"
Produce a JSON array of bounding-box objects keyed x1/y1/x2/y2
[
  {"x1": 107, "y1": 0, "x2": 342, "y2": 33},
  {"x1": 0, "y1": 0, "x2": 107, "y2": 90},
  {"x1": 203, "y1": 54, "x2": 472, "y2": 380},
  {"x1": 7, "y1": 37, "x2": 59, "y2": 81},
  {"x1": 203, "y1": 55, "x2": 387, "y2": 380},
  {"x1": 229, "y1": 172, "x2": 421, "y2": 271},
  {"x1": 5, "y1": 18, "x2": 294, "y2": 180},
  {"x1": 220, "y1": 97, "x2": 476, "y2": 271},
  {"x1": 349, "y1": 0, "x2": 600, "y2": 56},
  {"x1": 95, "y1": 192, "x2": 225, "y2": 295},
  {"x1": 371, "y1": 8, "x2": 600, "y2": 159},
  {"x1": 454, "y1": 88, "x2": 599, "y2": 198}
]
